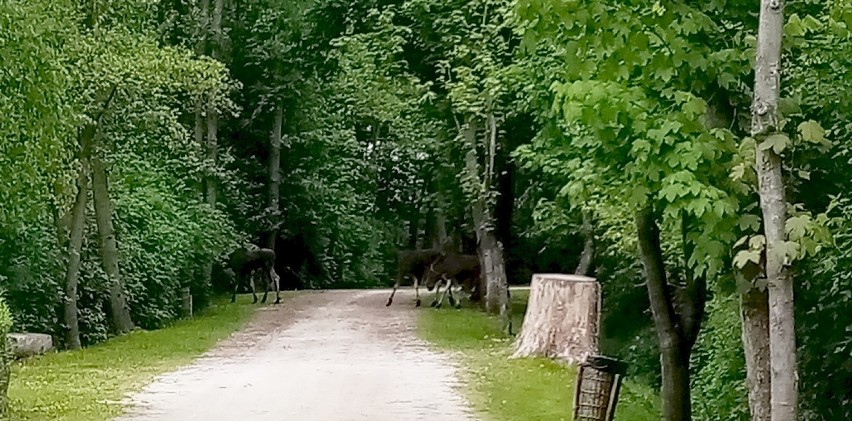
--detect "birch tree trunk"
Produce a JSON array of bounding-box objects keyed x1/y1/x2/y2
[
  {"x1": 91, "y1": 155, "x2": 134, "y2": 334},
  {"x1": 63, "y1": 160, "x2": 88, "y2": 350},
  {"x1": 266, "y1": 103, "x2": 283, "y2": 249},
  {"x1": 462, "y1": 119, "x2": 511, "y2": 333},
  {"x1": 751, "y1": 1, "x2": 797, "y2": 419},
  {"x1": 742, "y1": 287, "x2": 772, "y2": 421}
]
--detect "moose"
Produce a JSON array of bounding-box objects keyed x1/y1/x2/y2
[
  {"x1": 386, "y1": 248, "x2": 446, "y2": 307},
  {"x1": 424, "y1": 252, "x2": 481, "y2": 309},
  {"x1": 227, "y1": 247, "x2": 281, "y2": 304}
]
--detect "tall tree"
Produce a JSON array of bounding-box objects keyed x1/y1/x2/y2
[
  {"x1": 206, "y1": 0, "x2": 224, "y2": 208},
  {"x1": 62, "y1": 136, "x2": 91, "y2": 349},
  {"x1": 751, "y1": 0, "x2": 797, "y2": 418},
  {"x1": 267, "y1": 103, "x2": 284, "y2": 249},
  {"x1": 91, "y1": 150, "x2": 135, "y2": 334}
]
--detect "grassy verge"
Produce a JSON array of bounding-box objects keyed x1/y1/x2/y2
[
  {"x1": 418, "y1": 288, "x2": 660, "y2": 421},
  {"x1": 8, "y1": 295, "x2": 266, "y2": 421}
]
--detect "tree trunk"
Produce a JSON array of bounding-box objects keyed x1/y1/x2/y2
[
  {"x1": 91, "y1": 155, "x2": 134, "y2": 334},
  {"x1": 635, "y1": 207, "x2": 692, "y2": 421},
  {"x1": 196, "y1": 0, "x2": 209, "y2": 54},
  {"x1": 660, "y1": 345, "x2": 692, "y2": 420},
  {"x1": 575, "y1": 210, "x2": 595, "y2": 276},
  {"x1": 513, "y1": 274, "x2": 600, "y2": 363},
  {"x1": 205, "y1": 0, "x2": 222, "y2": 207},
  {"x1": 195, "y1": 0, "x2": 212, "y2": 290},
  {"x1": 407, "y1": 213, "x2": 419, "y2": 249},
  {"x1": 210, "y1": 0, "x2": 223, "y2": 53},
  {"x1": 752, "y1": 1, "x2": 797, "y2": 419},
  {"x1": 482, "y1": 115, "x2": 510, "y2": 332},
  {"x1": 429, "y1": 174, "x2": 449, "y2": 250},
  {"x1": 63, "y1": 160, "x2": 88, "y2": 350},
  {"x1": 266, "y1": 103, "x2": 283, "y2": 250},
  {"x1": 742, "y1": 287, "x2": 772, "y2": 421},
  {"x1": 205, "y1": 103, "x2": 218, "y2": 206},
  {"x1": 462, "y1": 120, "x2": 511, "y2": 333}
]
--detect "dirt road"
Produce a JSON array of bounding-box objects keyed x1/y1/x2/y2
[{"x1": 117, "y1": 289, "x2": 475, "y2": 421}]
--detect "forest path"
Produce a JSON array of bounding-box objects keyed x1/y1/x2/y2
[{"x1": 116, "y1": 289, "x2": 475, "y2": 421}]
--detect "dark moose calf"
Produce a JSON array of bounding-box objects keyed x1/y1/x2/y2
[
  {"x1": 424, "y1": 252, "x2": 481, "y2": 308},
  {"x1": 227, "y1": 247, "x2": 281, "y2": 304},
  {"x1": 386, "y1": 248, "x2": 445, "y2": 307}
]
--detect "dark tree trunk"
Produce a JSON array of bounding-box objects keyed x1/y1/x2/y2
[
  {"x1": 575, "y1": 210, "x2": 595, "y2": 276},
  {"x1": 407, "y1": 213, "x2": 419, "y2": 249},
  {"x1": 63, "y1": 159, "x2": 88, "y2": 350},
  {"x1": 635, "y1": 207, "x2": 698, "y2": 421},
  {"x1": 660, "y1": 346, "x2": 692, "y2": 419}
]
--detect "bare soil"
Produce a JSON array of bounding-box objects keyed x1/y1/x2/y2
[{"x1": 117, "y1": 289, "x2": 475, "y2": 421}]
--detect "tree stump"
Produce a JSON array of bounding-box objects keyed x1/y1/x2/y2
[{"x1": 513, "y1": 274, "x2": 601, "y2": 364}]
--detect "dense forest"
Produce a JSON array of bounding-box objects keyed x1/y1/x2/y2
[{"x1": 0, "y1": 0, "x2": 850, "y2": 419}]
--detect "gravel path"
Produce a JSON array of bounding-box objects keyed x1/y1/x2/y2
[{"x1": 117, "y1": 289, "x2": 475, "y2": 421}]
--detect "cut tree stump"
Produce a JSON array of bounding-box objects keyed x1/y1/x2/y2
[{"x1": 513, "y1": 274, "x2": 601, "y2": 364}]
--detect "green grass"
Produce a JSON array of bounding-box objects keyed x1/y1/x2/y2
[
  {"x1": 7, "y1": 295, "x2": 270, "y2": 421},
  {"x1": 418, "y1": 289, "x2": 660, "y2": 421}
]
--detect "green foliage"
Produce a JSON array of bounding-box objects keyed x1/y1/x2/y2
[
  {"x1": 0, "y1": 0, "x2": 241, "y2": 342},
  {"x1": 797, "y1": 196, "x2": 852, "y2": 420},
  {"x1": 7, "y1": 296, "x2": 262, "y2": 420},
  {"x1": 691, "y1": 294, "x2": 749, "y2": 420}
]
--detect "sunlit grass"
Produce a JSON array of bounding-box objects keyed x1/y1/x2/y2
[
  {"x1": 418, "y1": 288, "x2": 660, "y2": 421},
  {"x1": 7, "y1": 295, "x2": 268, "y2": 421}
]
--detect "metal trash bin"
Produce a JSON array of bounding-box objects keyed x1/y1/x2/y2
[{"x1": 572, "y1": 355, "x2": 628, "y2": 421}]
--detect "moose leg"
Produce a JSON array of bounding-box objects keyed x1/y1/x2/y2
[
  {"x1": 261, "y1": 267, "x2": 271, "y2": 304},
  {"x1": 386, "y1": 277, "x2": 402, "y2": 307},
  {"x1": 435, "y1": 276, "x2": 452, "y2": 309},
  {"x1": 272, "y1": 267, "x2": 281, "y2": 304},
  {"x1": 232, "y1": 279, "x2": 239, "y2": 303},
  {"x1": 413, "y1": 276, "x2": 422, "y2": 307},
  {"x1": 431, "y1": 279, "x2": 446, "y2": 307},
  {"x1": 250, "y1": 272, "x2": 259, "y2": 304},
  {"x1": 451, "y1": 281, "x2": 462, "y2": 309},
  {"x1": 447, "y1": 280, "x2": 457, "y2": 308}
]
